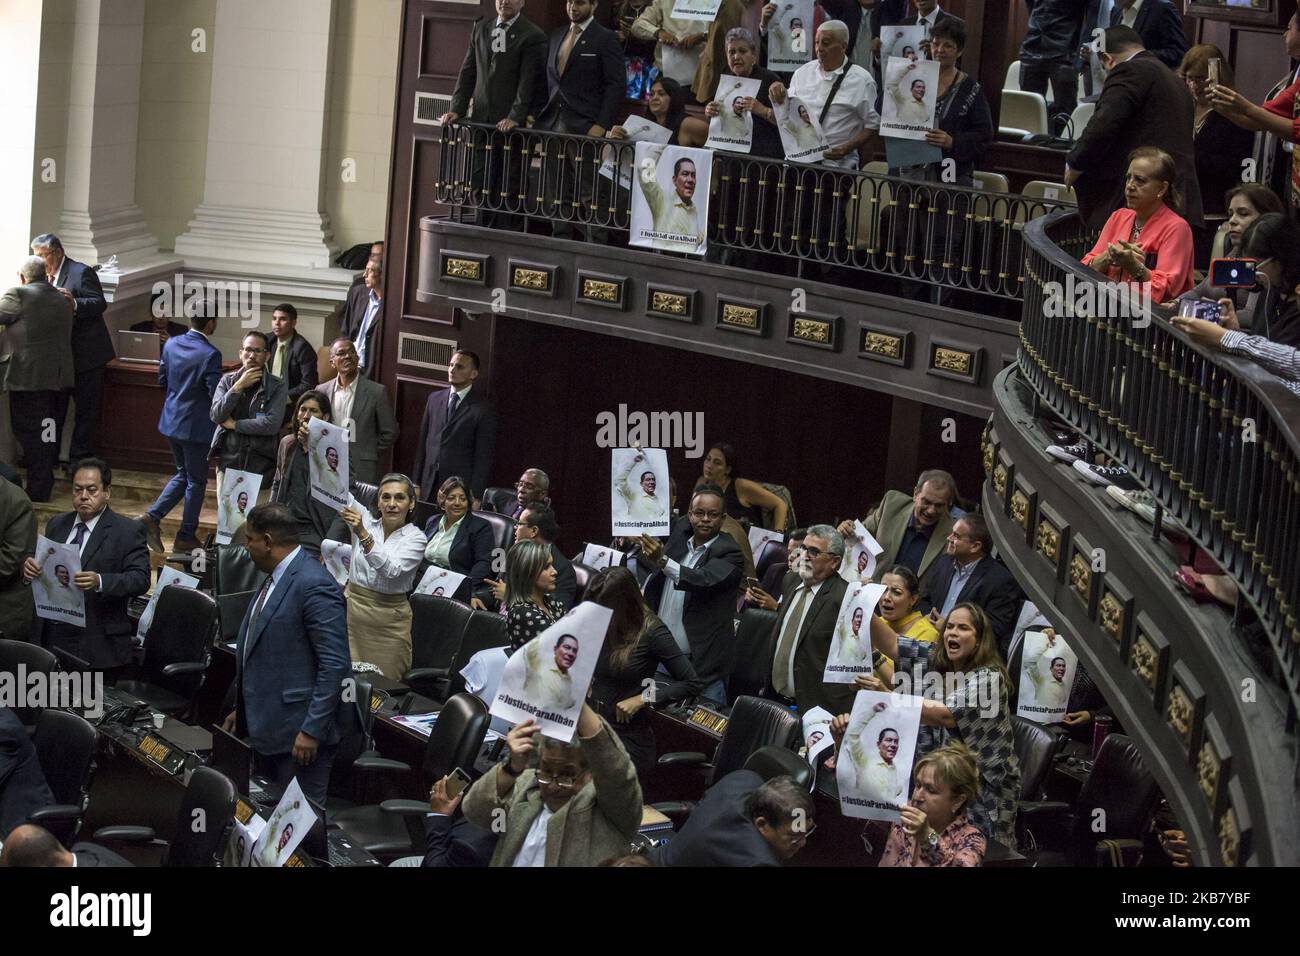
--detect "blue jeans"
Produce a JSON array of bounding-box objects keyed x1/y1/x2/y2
[
  {"x1": 149, "y1": 438, "x2": 209, "y2": 537},
  {"x1": 256, "y1": 744, "x2": 338, "y2": 806}
]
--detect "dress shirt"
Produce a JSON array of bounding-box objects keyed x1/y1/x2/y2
[
  {"x1": 355, "y1": 292, "x2": 381, "y2": 368},
  {"x1": 492, "y1": 11, "x2": 521, "y2": 30},
  {"x1": 1220, "y1": 331, "x2": 1300, "y2": 396},
  {"x1": 630, "y1": 0, "x2": 698, "y2": 71},
  {"x1": 331, "y1": 376, "x2": 357, "y2": 428},
  {"x1": 916, "y1": 6, "x2": 939, "y2": 31},
  {"x1": 513, "y1": 805, "x2": 553, "y2": 867},
  {"x1": 787, "y1": 58, "x2": 880, "y2": 169},
  {"x1": 895, "y1": 514, "x2": 935, "y2": 573},
  {"x1": 850, "y1": 9, "x2": 876, "y2": 73},
  {"x1": 940, "y1": 556, "x2": 982, "y2": 617},
  {"x1": 657, "y1": 534, "x2": 717, "y2": 654},
  {"x1": 65, "y1": 507, "x2": 106, "y2": 591},
  {"x1": 1120, "y1": 0, "x2": 1143, "y2": 28},
  {"x1": 424, "y1": 515, "x2": 465, "y2": 567},
  {"x1": 449, "y1": 384, "x2": 472, "y2": 410},
  {"x1": 772, "y1": 577, "x2": 825, "y2": 695},
  {"x1": 347, "y1": 497, "x2": 428, "y2": 593},
  {"x1": 245, "y1": 546, "x2": 302, "y2": 664}
]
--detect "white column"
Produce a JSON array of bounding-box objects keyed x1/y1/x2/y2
[{"x1": 174, "y1": 0, "x2": 343, "y2": 271}]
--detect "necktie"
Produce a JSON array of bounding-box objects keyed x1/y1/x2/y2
[
  {"x1": 771, "y1": 586, "x2": 811, "y2": 697},
  {"x1": 448, "y1": 391, "x2": 460, "y2": 417},
  {"x1": 245, "y1": 578, "x2": 272, "y2": 655},
  {"x1": 558, "y1": 23, "x2": 580, "y2": 75},
  {"x1": 273, "y1": 342, "x2": 286, "y2": 378},
  {"x1": 72, "y1": 522, "x2": 87, "y2": 549}
]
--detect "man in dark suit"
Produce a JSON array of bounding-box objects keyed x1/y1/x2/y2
[
  {"x1": 486, "y1": 467, "x2": 551, "y2": 519},
  {"x1": 439, "y1": 0, "x2": 547, "y2": 230},
  {"x1": 767, "y1": 524, "x2": 853, "y2": 715},
  {"x1": 640, "y1": 485, "x2": 745, "y2": 702},
  {"x1": 1066, "y1": 26, "x2": 1203, "y2": 232},
  {"x1": 515, "y1": 504, "x2": 577, "y2": 610},
  {"x1": 534, "y1": 0, "x2": 623, "y2": 237},
  {"x1": 413, "y1": 349, "x2": 497, "y2": 504},
  {"x1": 0, "y1": 708, "x2": 54, "y2": 841},
  {"x1": 653, "y1": 772, "x2": 815, "y2": 866},
  {"x1": 0, "y1": 476, "x2": 36, "y2": 644},
  {"x1": 140, "y1": 312, "x2": 223, "y2": 554},
  {"x1": 321, "y1": 337, "x2": 399, "y2": 485},
  {"x1": 24, "y1": 459, "x2": 150, "y2": 673},
  {"x1": 0, "y1": 257, "x2": 75, "y2": 502},
  {"x1": 918, "y1": 513, "x2": 1023, "y2": 656},
  {"x1": 1107, "y1": 0, "x2": 1186, "y2": 71},
  {"x1": 29, "y1": 234, "x2": 112, "y2": 470},
  {"x1": 338, "y1": 259, "x2": 383, "y2": 378},
  {"x1": 0, "y1": 823, "x2": 132, "y2": 867},
  {"x1": 223, "y1": 504, "x2": 350, "y2": 805},
  {"x1": 266, "y1": 303, "x2": 318, "y2": 415}
]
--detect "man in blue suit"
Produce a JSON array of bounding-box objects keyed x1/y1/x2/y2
[
  {"x1": 139, "y1": 311, "x2": 223, "y2": 554},
  {"x1": 223, "y1": 503, "x2": 350, "y2": 804}
]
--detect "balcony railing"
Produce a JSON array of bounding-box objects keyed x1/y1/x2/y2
[
  {"x1": 1020, "y1": 210, "x2": 1300, "y2": 719},
  {"x1": 434, "y1": 122, "x2": 1073, "y2": 307}
]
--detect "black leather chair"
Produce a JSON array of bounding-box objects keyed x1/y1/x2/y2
[
  {"x1": 334, "y1": 692, "x2": 491, "y2": 860},
  {"x1": 213, "y1": 544, "x2": 265, "y2": 596},
  {"x1": 1020, "y1": 733, "x2": 1160, "y2": 866},
  {"x1": 327, "y1": 674, "x2": 376, "y2": 810},
  {"x1": 216, "y1": 589, "x2": 256, "y2": 645},
  {"x1": 479, "y1": 486, "x2": 516, "y2": 515},
  {"x1": 404, "y1": 594, "x2": 473, "y2": 700},
  {"x1": 728, "y1": 608, "x2": 778, "y2": 702},
  {"x1": 570, "y1": 562, "x2": 598, "y2": 601},
  {"x1": 658, "y1": 695, "x2": 800, "y2": 789},
  {"x1": 30, "y1": 709, "x2": 98, "y2": 846},
  {"x1": 431, "y1": 610, "x2": 508, "y2": 702},
  {"x1": 743, "y1": 744, "x2": 813, "y2": 791},
  {"x1": 1011, "y1": 715, "x2": 1065, "y2": 803},
  {"x1": 475, "y1": 510, "x2": 516, "y2": 553},
  {"x1": 93, "y1": 766, "x2": 237, "y2": 866},
  {"x1": 753, "y1": 541, "x2": 787, "y2": 584},
  {"x1": 353, "y1": 482, "x2": 378, "y2": 509},
  {"x1": 117, "y1": 588, "x2": 218, "y2": 718},
  {"x1": 0, "y1": 639, "x2": 60, "y2": 731}
]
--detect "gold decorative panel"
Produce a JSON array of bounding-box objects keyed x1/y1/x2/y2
[
  {"x1": 934, "y1": 347, "x2": 972, "y2": 374},
  {"x1": 1010, "y1": 490, "x2": 1029, "y2": 531},
  {"x1": 864, "y1": 331, "x2": 903, "y2": 359},
  {"x1": 1197, "y1": 741, "x2": 1220, "y2": 809},
  {"x1": 649, "y1": 290, "x2": 689, "y2": 316},
  {"x1": 582, "y1": 279, "x2": 619, "y2": 302},
  {"x1": 1219, "y1": 807, "x2": 1240, "y2": 867},
  {"x1": 1069, "y1": 553, "x2": 1091, "y2": 603},
  {"x1": 511, "y1": 267, "x2": 549, "y2": 291},
  {"x1": 1166, "y1": 685, "x2": 1193, "y2": 747},
  {"x1": 793, "y1": 318, "x2": 831, "y2": 342},
  {"x1": 1036, "y1": 518, "x2": 1060, "y2": 565},
  {"x1": 993, "y1": 463, "x2": 1008, "y2": 497},
  {"x1": 1100, "y1": 590, "x2": 1124, "y2": 643},
  {"x1": 1130, "y1": 634, "x2": 1157, "y2": 689},
  {"x1": 721, "y1": 303, "x2": 760, "y2": 329},
  {"x1": 443, "y1": 257, "x2": 482, "y2": 281}
]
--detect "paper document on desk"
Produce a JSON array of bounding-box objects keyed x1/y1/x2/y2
[{"x1": 251, "y1": 777, "x2": 316, "y2": 867}]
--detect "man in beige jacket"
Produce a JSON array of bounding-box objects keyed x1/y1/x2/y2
[{"x1": 463, "y1": 701, "x2": 642, "y2": 866}]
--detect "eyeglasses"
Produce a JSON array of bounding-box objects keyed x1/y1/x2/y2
[
  {"x1": 515, "y1": 480, "x2": 539, "y2": 490},
  {"x1": 535, "y1": 773, "x2": 577, "y2": 788},
  {"x1": 241, "y1": 347, "x2": 267, "y2": 354},
  {"x1": 796, "y1": 544, "x2": 833, "y2": 559},
  {"x1": 689, "y1": 509, "x2": 722, "y2": 520}
]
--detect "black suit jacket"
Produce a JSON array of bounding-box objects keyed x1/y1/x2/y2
[
  {"x1": 770, "y1": 573, "x2": 854, "y2": 715},
  {"x1": 1066, "y1": 50, "x2": 1202, "y2": 231},
  {"x1": 551, "y1": 544, "x2": 578, "y2": 610},
  {"x1": 339, "y1": 284, "x2": 381, "y2": 376},
  {"x1": 413, "y1": 387, "x2": 498, "y2": 501},
  {"x1": 0, "y1": 706, "x2": 54, "y2": 840},
  {"x1": 652, "y1": 769, "x2": 780, "y2": 866},
  {"x1": 267, "y1": 331, "x2": 319, "y2": 406},
  {"x1": 918, "y1": 555, "x2": 1023, "y2": 655},
  {"x1": 1107, "y1": 0, "x2": 1187, "y2": 71},
  {"x1": 422, "y1": 512, "x2": 496, "y2": 599},
  {"x1": 421, "y1": 812, "x2": 496, "y2": 867},
  {"x1": 37, "y1": 507, "x2": 151, "y2": 669},
  {"x1": 641, "y1": 519, "x2": 744, "y2": 687},
  {"x1": 52, "y1": 257, "x2": 114, "y2": 373},
  {"x1": 535, "y1": 18, "x2": 624, "y2": 133},
  {"x1": 451, "y1": 15, "x2": 547, "y2": 125},
  {"x1": 71, "y1": 842, "x2": 134, "y2": 866}
]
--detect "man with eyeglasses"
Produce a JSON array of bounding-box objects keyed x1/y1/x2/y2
[
  {"x1": 640, "y1": 484, "x2": 744, "y2": 703},
  {"x1": 838, "y1": 468, "x2": 958, "y2": 585},
  {"x1": 321, "y1": 337, "x2": 399, "y2": 485},
  {"x1": 768, "y1": 523, "x2": 853, "y2": 715},
  {"x1": 207, "y1": 331, "x2": 288, "y2": 538},
  {"x1": 916, "y1": 512, "x2": 1021, "y2": 656},
  {"x1": 490, "y1": 468, "x2": 551, "y2": 520},
  {"x1": 653, "y1": 772, "x2": 816, "y2": 866},
  {"x1": 462, "y1": 701, "x2": 642, "y2": 866}
]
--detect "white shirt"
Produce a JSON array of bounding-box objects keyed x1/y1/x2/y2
[
  {"x1": 658, "y1": 534, "x2": 717, "y2": 654},
  {"x1": 332, "y1": 376, "x2": 357, "y2": 429},
  {"x1": 916, "y1": 6, "x2": 940, "y2": 32},
  {"x1": 788, "y1": 59, "x2": 880, "y2": 169},
  {"x1": 1119, "y1": 0, "x2": 1143, "y2": 28},
  {"x1": 513, "y1": 806, "x2": 553, "y2": 867},
  {"x1": 774, "y1": 577, "x2": 826, "y2": 693},
  {"x1": 347, "y1": 495, "x2": 429, "y2": 594},
  {"x1": 355, "y1": 291, "x2": 381, "y2": 368},
  {"x1": 65, "y1": 508, "x2": 104, "y2": 557}
]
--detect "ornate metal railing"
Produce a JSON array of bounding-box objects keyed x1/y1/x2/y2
[
  {"x1": 434, "y1": 121, "x2": 1073, "y2": 305},
  {"x1": 1020, "y1": 210, "x2": 1300, "y2": 718}
]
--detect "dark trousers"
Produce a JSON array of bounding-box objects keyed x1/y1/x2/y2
[
  {"x1": 256, "y1": 744, "x2": 339, "y2": 806},
  {"x1": 149, "y1": 438, "x2": 210, "y2": 538},
  {"x1": 1020, "y1": 62, "x2": 1078, "y2": 135},
  {"x1": 10, "y1": 390, "x2": 60, "y2": 501},
  {"x1": 54, "y1": 365, "x2": 106, "y2": 466}
]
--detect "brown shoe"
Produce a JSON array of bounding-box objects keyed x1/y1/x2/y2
[
  {"x1": 172, "y1": 534, "x2": 204, "y2": 555},
  {"x1": 139, "y1": 513, "x2": 164, "y2": 552}
]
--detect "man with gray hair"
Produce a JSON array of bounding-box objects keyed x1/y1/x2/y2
[
  {"x1": 768, "y1": 523, "x2": 855, "y2": 715},
  {"x1": 0, "y1": 257, "x2": 76, "y2": 501},
  {"x1": 29, "y1": 234, "x2": 112, "y2": 472},
  {"x1": 838, "y1": 468, "x2": 959, "y2": 584},
  {"x1": 498, "y1": 467, "x2": 551, "y2": 520}
]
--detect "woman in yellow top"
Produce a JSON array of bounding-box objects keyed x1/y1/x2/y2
[{"x1": 878, "y1": 564, "x2": 939, "y2": 645}]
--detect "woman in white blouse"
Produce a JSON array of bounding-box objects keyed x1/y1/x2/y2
[{"x1": 339, "y1": 472, "x2": 428, "y2": 678}]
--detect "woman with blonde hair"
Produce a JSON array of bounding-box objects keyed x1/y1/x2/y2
[{"x1": 879, "y1": 742, "x2": 986, "y2": 867}]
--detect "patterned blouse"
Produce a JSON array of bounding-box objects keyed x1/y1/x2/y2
[
  {"x1": 507, "y1": 596, "x2": 567, "y2": 652},
  {"x1": 895, "y1": 637, "x2": 1021, "y2": 850},
  {"x1": 879, "y1": 814, "x2": 986, "y2": 867}
]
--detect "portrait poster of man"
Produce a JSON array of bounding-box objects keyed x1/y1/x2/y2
[
  {"x1": 839, "y1": 519, "x2": 885, "y2": 584},
  {"x1": 321, "y1": 540, "x2": 352, "y2": 588},
  {"x1": 491, "y1": 602, "x2": 613, "y2": 742},
  {"x1": 599, "y1": 116, "x2": 672, "y2": 190},
  {"x1": 307, "y1": 415, "x2": 349, "y2": 510},
  {"x1": 251, "y1": 777, "x2": 316, "y2": 867},
  {"x1": 610, "y1": 446, "x2": 671, "y2": 537},
  {"x1": 414, "y1": 564, "x2": 469, "y2": 600},
  {"x1": 705, "y1": 75, "x2": 763, "y2": 152},
  {"x1": 881, "y1": 56, "x2": 939, "y2": 141},
  {"x1": 837, "y1": 690, "x2": 922, "y2": 822},
  {"x1": 224, "y1": 814, "x2": 266, "y2": 868},
  {"x1": 137, "y1": 566, "x2": 200, "y2": 638},
  {"x1": 802, "y1": 705, "x2": 835, "y2": 767},
  {"x1": 31, "y1": 535, "x2": 86, "y2": 627},
  {"x1": 581, "y1": 543, "x2": 624, "y2": 570},
  {"x1": 773, "y1": 94, "x2": 826, "y2": 163},
  {"x1": 881, "y1": 24, "x2": 925, "y2": 65},
  {"x1": 670, "y1": 0, "x2": 724, "y2": 21},
  {"x1": 629, "y1": 142, "x2": 711, "y2": 256},
  {"x1": 766, "y1": 0, "x2": 814, "y2": 72},
  {"x1": 215, "y1": 468, "x2": 263, "y2": 544},
  {"x1": 824, "y1": 582, "x2": 886, "y2": 683},
  {"x1": 1017, "y1": 630, "x2": 1079, "y2": 724}
]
